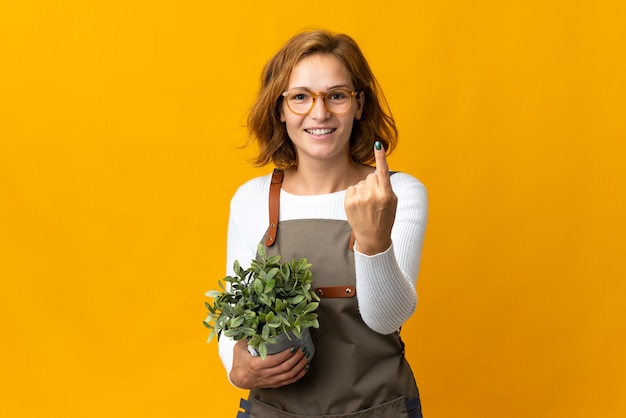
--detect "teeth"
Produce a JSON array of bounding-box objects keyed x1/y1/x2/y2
[{"x1": 306, "y1": 128, "x2": 334, "y2": 135}]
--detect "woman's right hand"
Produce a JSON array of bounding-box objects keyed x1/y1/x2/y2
[{"x1": 229, "y1": 339, "x2": 310, "y2": 389}]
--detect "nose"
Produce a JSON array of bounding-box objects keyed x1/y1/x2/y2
[{"x1": 308, "y1": 93, "x2": 331, "y2": 120}]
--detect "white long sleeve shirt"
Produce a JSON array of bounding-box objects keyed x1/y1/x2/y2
[{"x1": 217, "y1": 171, "x2": 428, "y2": 377}]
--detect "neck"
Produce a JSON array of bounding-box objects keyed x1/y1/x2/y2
[{"x1": 282, "y1": 159, "x2": 373, "y2": 195}]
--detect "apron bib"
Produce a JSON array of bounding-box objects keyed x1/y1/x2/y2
[{"x1": 238, "y1": 170, "x2": 422, "y2": 418}]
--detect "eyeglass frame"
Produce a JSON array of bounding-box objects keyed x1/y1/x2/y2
[{"x1": 281, "y1": 87, "x2": 360, "y2": 116}]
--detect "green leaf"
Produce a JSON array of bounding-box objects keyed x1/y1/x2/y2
[
  {"x1": 248, "y1": 335, "x2": 262, "y2": 348},
  {"x1": 304, "y1": 302, "x2": 319, "y2": 313},
  {"x1": 298, "y1": 319, "x2": 319, "y2": 329},
  {"x1": 266, "y1": 267, "x2": 279, "y2": 280},
  {"x1": 223, "y1": 329, "x2": 240, "y2": 338},
  {"x1": 291, "y1": 327, "x2": 302, "y2": 339},
  {"x1": 259, "y1": 293, "x2": 272, "y2": 306},
  {"x1": 205, "y1": 290, "x2": 222, "y2": 299},
  {"x1": 278, "y1": 313, "x2": 291, "y2": 326},
  {"x1": 264, "y1": 278, "x2": 276, "y2": 293},
  {"x1": 242, "y1": 327, "x2": 257, "y2": 337},
  {"x1": 230, "y1": 316, "x2": 244, "y2": 328},
  {"x1": 256, "y1": 244, "x2": 267, "y2": 260},
  {"x1": 288, "y1": 294, "x2": 305, "y2": 305},
  {"x1": 253, "y1": 278, "x2": 264, "y2": 294}
]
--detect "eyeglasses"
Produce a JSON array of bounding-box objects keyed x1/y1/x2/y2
[{"x1": 281, "y1": 87, "x2": 359, "y2": 116}]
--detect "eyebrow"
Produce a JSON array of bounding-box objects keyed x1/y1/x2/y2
[{"x1": 288, "y1": 84, "x2": 353, "y2": 91}]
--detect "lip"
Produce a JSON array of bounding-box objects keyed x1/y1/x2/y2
[{"x1": 304, "y1": 127, "x2": 337, "y2": 137}]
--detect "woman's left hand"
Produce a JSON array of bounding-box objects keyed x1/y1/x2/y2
[{"x1": 344, "y1": 143, "x2": 398, "y2": 255}]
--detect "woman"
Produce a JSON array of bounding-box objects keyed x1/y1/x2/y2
[{"x1": 219, "y1": 29, "x2": 428, "y2": 418}]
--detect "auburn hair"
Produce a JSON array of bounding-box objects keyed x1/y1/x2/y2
[{"x1": 247, "y1": 29, "x2": 397, "y2": 168}]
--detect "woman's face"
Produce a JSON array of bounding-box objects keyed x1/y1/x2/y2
[{"x1": 280, "y1": 53, "x2": 364, "y2": 167}]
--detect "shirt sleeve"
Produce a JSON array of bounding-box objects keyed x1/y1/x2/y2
[
  {"x1": 354, "y1": 173, "x2": 428, "y2": 334},
  {"x1": 217, "y1": 176, "x2": 270, "y2": 381}
]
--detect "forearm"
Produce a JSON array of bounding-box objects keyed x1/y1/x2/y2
[{"x1": 355, "y1": 175, "x2": 427, "y2": 334}]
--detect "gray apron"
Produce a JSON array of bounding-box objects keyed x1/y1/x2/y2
[{"x1": 238, "y1": 170, "x2": 422, "y2": 418}]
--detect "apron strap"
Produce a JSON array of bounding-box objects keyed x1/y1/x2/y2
[
  {"x1": 315, "y1": 285, "x2": 357, "y2": 298},
  {"x1": 265, "y1": 169, "x2": 283, "y2": 247},
  {"x1": 264, "y1": 168, "x2": 356, "y2": 252},
  {"x1": 406, "y1": 396, "x2": 422, "y2": 418},
  {"x1": 236, "y1": 398, "x2": 252, "y2": 418}
]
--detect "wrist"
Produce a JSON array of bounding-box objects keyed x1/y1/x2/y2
[{"x1": 354, "y1": 238, "x2": 392, "y2": 256}]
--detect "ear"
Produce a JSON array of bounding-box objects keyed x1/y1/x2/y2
[{"x1": 354, "y1": 91, "x2": 365, "y2": 120}]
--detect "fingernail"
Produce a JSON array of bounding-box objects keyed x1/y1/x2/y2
[
  {"x1": 301, "y1": 346, "x2": 307, "y2": 353},
  {"x1": 305, "y1": 365, "x2": 310, "y2": 371},
  {"x1": 290, "y1": 347, "x2": 297, "y2": 354},
  {"x1": 305, "y1": 351, "x2": 310, "y2": 359},
  {"x1": 375, "y1": 141, "x2": 382, "y2": 151}
]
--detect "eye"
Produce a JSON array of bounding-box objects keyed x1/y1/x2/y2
[
  {"x1": 288, "y1": 89, "x2": 312, "y2": 102},
  {"x1": 327, "y1": 90, "x2": 349, "y2": 101}
]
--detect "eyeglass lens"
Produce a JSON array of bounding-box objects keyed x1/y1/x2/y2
[{"x1": 285, "y1": 88, "x2": 353, "y2": 115}]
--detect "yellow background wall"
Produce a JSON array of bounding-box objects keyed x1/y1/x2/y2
[{"x1": 1, "y1": 1, "x2": 624, "y2": 417}]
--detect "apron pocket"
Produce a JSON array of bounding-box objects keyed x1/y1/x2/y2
[{"x1": 247, "y1": 396, "x2": 419, "y2": 418}]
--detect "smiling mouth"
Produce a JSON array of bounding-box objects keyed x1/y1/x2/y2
[{"x1": 305, "y1": 128, "x2": 336, "y2": 135}]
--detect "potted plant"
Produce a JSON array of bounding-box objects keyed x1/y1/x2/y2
[{"x1": 204, "y1": 244, "x2": 320, "y2": 359}]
